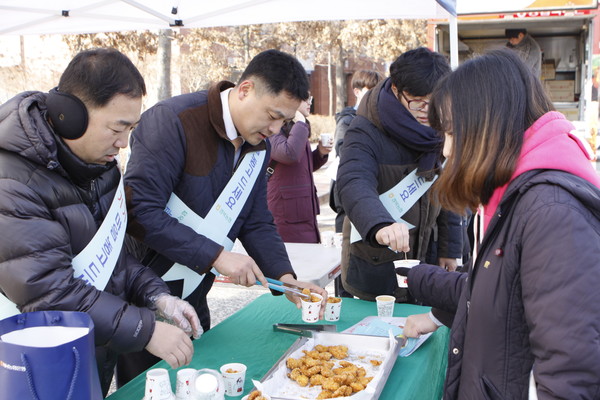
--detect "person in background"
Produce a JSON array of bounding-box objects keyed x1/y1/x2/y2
[
  {"x1": 267, "y1": 94, "x2": 332, "y2": 243},
  {"x1": 331, "y1": 69, "x2": 383, "y2": 233},
  {"x1": 336, "y1": 47, "x2": 465, "y2": 303},
  {"x1": 331, "y1": 69, "x2": 383, "y2": 298},
  {"x1": 506, "y1": 28, "x2": 542, "y2": 78},
  {"x1": 120, "y1": 49, "x2": 328, "y2": 385},
  {"x1": 0, "y1": 48, "x2": 200, "y2": 396},
  {"x1": 404, "y1": 49, "x2": 600, "y2": 399}
]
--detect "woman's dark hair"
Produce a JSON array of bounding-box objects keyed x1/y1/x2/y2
[
  {"x1": 58, "y1": 48, "x2": 146, "y2": 108},
  {"x1": 239, "y1": 49, "x2": 309, "y2": 101},
  {"x1": 429, "y1": 48, "x2": 554, "y2": 213},
  {"x1": 389, "y1": 47, "x2": 451, "y2": 96}
]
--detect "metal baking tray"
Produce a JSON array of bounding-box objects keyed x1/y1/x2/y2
[{"x1": 259, "y1": 331, "x2": 401, "y2": 400}]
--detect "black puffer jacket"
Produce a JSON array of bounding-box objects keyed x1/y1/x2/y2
[
  {"x1": 0, "y1": 92, "x2": 168, "y2": 391},
  {"x1": 336, "y1": 78, "x2": 464, "y2": 301},
  {"x1": 409, "y1": 170, "x2": 600, "y2": 399}
]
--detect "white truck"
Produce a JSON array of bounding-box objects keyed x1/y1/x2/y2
[{"x1": 430, "y1": 1, "x2": 599, "y2": 161}]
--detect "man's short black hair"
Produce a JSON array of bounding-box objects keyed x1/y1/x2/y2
[
  {"x1": 389, "y1": 47, "x2": 451, "y2": 97},
  {"x1": 239, "y1": 49, "x2": 309, "y2": 101},
  {"x1": 505, "y1": 29, "x2": 527, "y2": 39},
  {"x1": 58, "y1": 48, "x2": 146, "y2": 108}
]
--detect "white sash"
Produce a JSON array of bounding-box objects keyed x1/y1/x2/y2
[
  {"x1": 350, "y1": 167, "x2": 437, "y2": 243},
  {"x1": 0, "y1": 176, "x2": 127, "y2": 320},
  {"x1": 162, "y1": 150, "x2": 266, "y2": 299}
]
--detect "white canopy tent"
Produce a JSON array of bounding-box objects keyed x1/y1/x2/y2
[
  {"x1": 0, "y1": 0, "x2": 458, "y2": 66},
  {"x1": 0, "y1": 1, "x2": 455, "y2": 35}
]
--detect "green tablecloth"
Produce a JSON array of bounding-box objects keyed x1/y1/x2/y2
[{"x1": 107, "y1": 294, "x2": 449, "y2": 400}]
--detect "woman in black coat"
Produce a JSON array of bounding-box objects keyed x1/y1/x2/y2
[{"x1": 404, "y1": 49, "x2": 600, "y2": 399}]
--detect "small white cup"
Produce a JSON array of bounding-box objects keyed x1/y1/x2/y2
[
  {"x1": 321, "y1": 231, "x2": 335, "y2": 247},
  {"x1": 375, "y1": 295, "x2": 395, "y2": 318},
  {"x1": 175, "y1": 368, "x2": 197, "y2": 399},
  {"x1": 320, "y1": 133, "x2": 332, "y2": 146},
  {"x1": 333, "y1": 232, "x2": 343, "y2": 248},
  {"x1": 301, "y1": 293, "x2": 323, "y2": 323},
  {"x1": 145, "y1": 368, "x2": 175, "y2": 400},
  {"x1": 324, "y1": 297, "x2": 342, "y2": 321},
  {"x1": 220, "y1": 363, "x2": 247, "y2": 397},
  {"x1": 393, "y1": 259, "x2": 420, "y2": 288},
  {"x1": 191, "y1": 369, "x2": 225, "y2": 400}
]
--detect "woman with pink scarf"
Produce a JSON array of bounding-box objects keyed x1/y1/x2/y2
[{"x1": 403, "y1": 49, "x2": 600, "y2": 399}]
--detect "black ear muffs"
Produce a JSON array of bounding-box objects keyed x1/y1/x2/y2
[{"x1": 46, "y1": 87, "x2": 89, "y2": 140}]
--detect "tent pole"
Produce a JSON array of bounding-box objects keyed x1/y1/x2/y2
[{"x1": 449, "y1": 14, "x2": 459, "y2": 69}]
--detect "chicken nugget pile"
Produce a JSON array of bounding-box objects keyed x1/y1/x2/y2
[
  {"x1": 302, "y1": 288, "x2": 323, "y2": 303},
  {"x1": 285, "y1": 344, "x2": 375, "y2": 399},
  {"x1": 248, "y1": 390, "x2": 268, "y2": 400}
]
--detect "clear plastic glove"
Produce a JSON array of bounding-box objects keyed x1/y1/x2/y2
[{"x1": 153, "y1": 294, "x2": 202, "y2": 339}]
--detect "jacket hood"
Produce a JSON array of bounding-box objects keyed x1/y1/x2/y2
[
  {"x1": 335, "y1": 106, "x2": 356, "y2": 123},
  {"x1": 357, "y1": 78, "x2": 443, "y2": 179},
  {"x1": 0, "y1": 91, "x2": 59, "y2": 169},
  {"x1": 484, "y1": 111, "x2": 600, "y2": 231}
]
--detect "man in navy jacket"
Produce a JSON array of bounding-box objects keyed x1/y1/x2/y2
[{"x1": 120, "y1": 49, "x2": 327, "y2": 385}]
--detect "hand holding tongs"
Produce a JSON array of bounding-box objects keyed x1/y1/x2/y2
[{"x1": 256, "y1": 277, "x2": 311, "y2": 299}]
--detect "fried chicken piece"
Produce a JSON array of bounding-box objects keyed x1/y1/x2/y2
[
  {"x1": 369, "y1": 359, "x2": 382, "y2": 367},
  {"x1": 286, "y1": 357, "x2": 303, "y2": 370},
  {"x1": 350, "y1": 382, "x2": 366, "y2": 393},
  {"x1": 301, "y1": 356, "x2": 322, "y2": 368},
  {"x1": 314, "y1": 344, "x2": 329, "y2": 352},
  {"x1": 332, "y1": 385, "x2": 352, "y2": 397},
  {"x1": 317, "y1": 390, "x2": 334, "y2": 399},
  {"x1": 305, "y1": 365, "x2": 322, "y2": 377},
  {"x1": 328, "y1": 345, "x2": 348, "y2": 359},
  {"x1": 357, "y1": 376, "x2": 373, "y2": 386},
  {"x1": 310, "y1": 373, "x2": 325, "y2": 387},
  {"x1": 248, "y1": 391, "x2": 269, "y2": 400},
  {"x1": 321, "y1": 377, "x2": 340, "y2": 392}
]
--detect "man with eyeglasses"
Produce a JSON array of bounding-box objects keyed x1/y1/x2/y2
[
  {"x1": 266, "y1": 94, "x2": 332, "y2": 243},
  {"x1": 336, "y1": 47, "x2": 467, "y2": 303}
]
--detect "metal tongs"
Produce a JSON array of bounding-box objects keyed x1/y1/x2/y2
[{"x1": 256, "y1": 277, "x2": 311, "y2": 299}]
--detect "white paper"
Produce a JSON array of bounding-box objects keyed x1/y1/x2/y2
[
  {"x1": 1, "y1": 326, "x2": 89, "y2": 347},
  {"x1": 343, "y1": 316, "x2": 432, "y2": 357},
  {"x1": 260, "y1": 333, "x2": 396, "y2": 400}
]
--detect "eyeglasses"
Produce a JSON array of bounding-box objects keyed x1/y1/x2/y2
[{"x1": 401, "y1": 92, "x2": 429, "y2": 111}]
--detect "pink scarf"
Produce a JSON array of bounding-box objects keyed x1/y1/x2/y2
[{"x1": 483, "y1": 112, "x2": 600, "y2": 232}]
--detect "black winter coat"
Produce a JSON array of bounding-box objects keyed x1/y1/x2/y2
[
  {"x1": 336, "y1": 79, "x2": 464, "y2": 301},
  {"x1": 409, "y1": 170, "x2": 600, "y2": 399},
  {"x1": 0, "y1": 92, "x2": 168, "y2": 392}
]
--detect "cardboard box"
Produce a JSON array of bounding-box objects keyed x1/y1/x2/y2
[
  {"x1": 545, "y1": 80, "x2": 574, "y2": 91},
  {"x1": 542, "y1": 59, "x2": 556, "y2": 80},
  {"x1": 557, "y1": 107, "x2": 579, "y2": 121},
  {"x1": 545, "y1": 80, "x2": 575, "y2": 102}
]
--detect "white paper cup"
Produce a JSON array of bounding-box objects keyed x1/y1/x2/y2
[
  {"x1": 333, "y1": 232, "x2": 343, "y2": 248},
  {"x1": 301, "y1": 293, "x2": 323, "y2": 323},
  {"x1": 324, "y1": 297, "x2": 342, "y2": 321},
  {"x1": 320, "y1": 133, "x2": 332, "y2": 146},
  {"x1": 393, "y1": 259, "x2": 420, "y2": 288},
  {"x1": 375, "y1": 295, "x2": 395, "y2": 318},
  {"x1": 191, "y1": 369, "x2": 225, "y2": 400},
  {"x1": 320, "y1": 231, "x2": 335, "y2": 247},
  {"x1": 145, "y1": 368, "x2": 175, "y2": 400},
  {"x1": 175, "y1": 368, "x2": 197, "y2": 399},
  {"x1": 220, "y1": 363, "x2": 247, "y2": 396}
]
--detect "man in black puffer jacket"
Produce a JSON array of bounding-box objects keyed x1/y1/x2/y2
[{"x1": 0, "y1": 48, "x2": 200, "y2": 396}]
